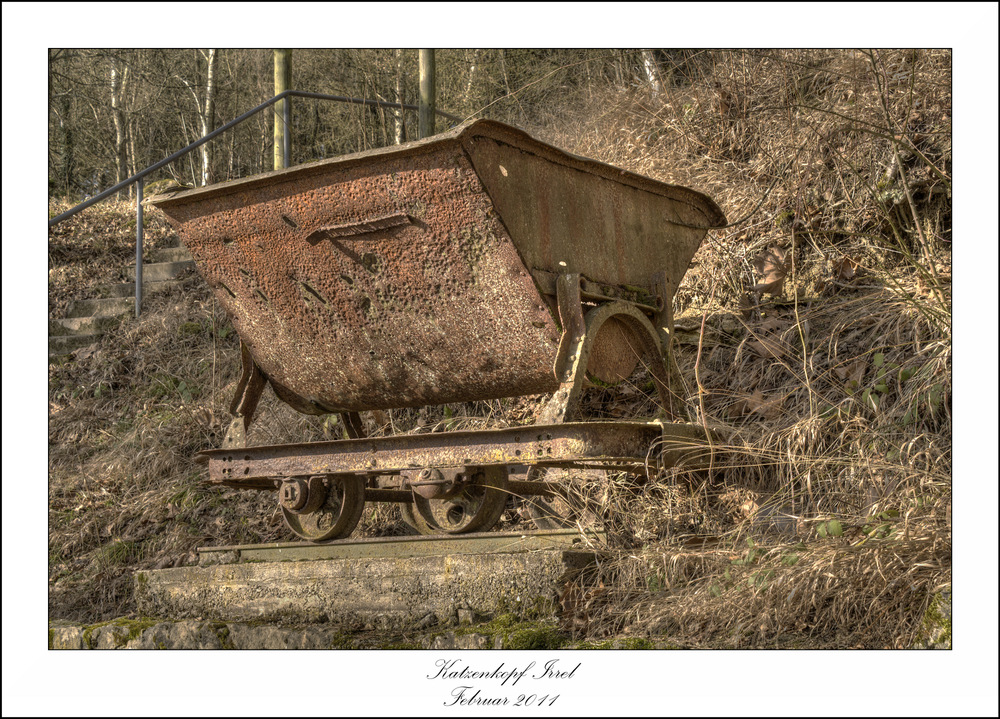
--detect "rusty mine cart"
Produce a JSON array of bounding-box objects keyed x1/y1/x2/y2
[{"x1": 152, "y1": 119, "x2": 726, "y2": 542}]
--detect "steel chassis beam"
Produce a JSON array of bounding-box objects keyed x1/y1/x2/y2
[{"x1": 200, "y1": 420, "x2": 712, "y2": 490}]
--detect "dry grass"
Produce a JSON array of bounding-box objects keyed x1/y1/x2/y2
[
  {"x1": 48, "y1": 49, "x2": 950, "y2": 646},
  {"x1": 48, "y1": 198, "x2": 179, "y2": 316},
  {"x1": 533, "y1": 49, "x2": 951, "y2": 647}
]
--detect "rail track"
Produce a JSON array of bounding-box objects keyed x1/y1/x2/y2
[{"x1": 198, "y1": 527, "x2": 606, "y2": 563}]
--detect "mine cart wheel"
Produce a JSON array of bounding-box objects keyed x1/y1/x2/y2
[
  {"x1": 399, "y1": 501, "x2": 436, "y2": 535},
  {"x1": 281, "y1": 475, "x2": 366, "y2": 542},
  {"x1": 411, "y1": 465, "x2": 509, "y2": 534},
  {"x1": 522, "y1": 467, "x2": 604, "y2": 531}
]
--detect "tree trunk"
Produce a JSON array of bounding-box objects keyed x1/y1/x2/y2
[
  {"x1": 110, "y1": 55, "x2": 130, "y2": 198},
  {"x1": 177, "y1": 49, "x2": 219, "y2": 185},
  {"x1": 642, "y1": 50, "x2": 663, "y2": 95},
  {"x1": 465, "y1": 49, "x2": 478, "y2": 98},
  {"x1": 58, "y1": 93, "x2": 74, "y2": 193},
  {"x1": 394, "y1": 49, "x2": 405, "y2": 144},
  {"x1": 274, "y1": 49, "x2": 292, "y2": 170},
  {"x1": 199, "y1": 49, "x2": 217, "y2": 186},
  {"x1": 419, "y1": 49, "x2": 436, "y2": 139}
]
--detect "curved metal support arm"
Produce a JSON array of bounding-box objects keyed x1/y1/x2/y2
[{"x1": 539, "y1": 273, "x2": 676, "y2": 425}]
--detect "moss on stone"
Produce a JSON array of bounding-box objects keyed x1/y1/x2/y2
[
  {"x1": 117, "y1": 617, "x2": 161, "y2": 646},
  {"x1": 381, "y1": 641, "x2": 423, "y2": 650},
  {"x1": 49, "y1": 628, "x2": 55, "y2": 650},
  {"x1": 571, "y1": 637, "x2": 655, "y2": 650},
  {"x1": 210, "y1": 622, "x2": 235, "y2": 650},
  {"x1": 329, "y1": 631, "x2": 358, "y2": 650},
  {"x1": 80, "y1": 617, "x2": 166, "y2": 649},
  {"x1": 489, "y1": 594, "x2": 558, "y2": 622},
  {"x1": 505, "y1": 625, "x2": 566, "y2": 650},
  {"x1": 81, "y1": 623, "x2": 101, "y2": 649},
  {"x1": 920, "y1": 590, "x2": 951, "y2": 648},
  {"x1": 456, "y1": 613, "x2": 567, "y2": 650}
]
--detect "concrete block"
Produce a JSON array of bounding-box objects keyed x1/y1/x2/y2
[{"x1": 136, "y1": 549, "x2": 594, "y2": 628}]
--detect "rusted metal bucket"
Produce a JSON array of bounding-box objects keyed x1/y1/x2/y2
[{"x1": 152, "y1": 120, "x2": 725, "y2": 415}]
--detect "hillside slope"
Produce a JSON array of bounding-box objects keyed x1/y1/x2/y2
[{"x1": 48, "y1": 49, "x2": 951, "y2": 648}]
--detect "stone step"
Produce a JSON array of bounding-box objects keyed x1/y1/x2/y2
[
  {"x1": 48, "y1": 333, "x2": 102, "y2": 356},
  {"x1": 49, "y1": 315, "x2": 123, "y2": 337},
  {"x1": 97, "y1": 280, "x2": 184, "y2": 299},
  {"x1": 127, "y1": 260, "x2": 196, "y2": 282},
  {"x1": 65, "y1": 297, "x2": 134, "y2": 319},
  {"x1": 146, "y1": 246, "x2": 192, "y2": 263},
  {"x1": 146, "y1": 233, "x2": 183, "y2": 249}
]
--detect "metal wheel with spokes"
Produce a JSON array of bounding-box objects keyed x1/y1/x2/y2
[
  {"x1": 399, "y1": 501, "x2": 436, "y2": 535},
  {"x1": 411, "y1": 465, "x2": 509, "y2": 534},
  {"x1": 281, "y1": 475, "x2": 366, "y2": 542}
]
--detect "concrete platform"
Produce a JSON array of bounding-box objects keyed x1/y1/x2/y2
[{"x1": 136, "y1": 530, "x2": 603, "y2": 629}]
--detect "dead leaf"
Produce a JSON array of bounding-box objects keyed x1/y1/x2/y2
[
  {"x1": 728, "y1": 391, "x2": 784, "y2": 420},
  {"x1": 727, "y1": 397, "x2": 749, "y2": 417},
  {"x1": 746, "y1": 390, "x2": 785, "y2": 420},
  {"x1": 753, "y1": 247, "x2": 790, "y2": 295},
  {"x1": 833, "y1": 255, "x2": 859, "y2": 282},
  {"x1": 758, "y1": 316, "x2": 784, "y2": 333},
  {"x1": 560, "y1": 580, "x2": 606, "y2": 637},
  {"x1": 834, "y1": 359, "x2": 866, "y2": 389},
  {"x1": 750, "y1": 335, "x2": 790, "y2": 360},
  {"x1": 192, "y1": 407, "x2": 217, "y2": 430},
  {"x1": 71, "y1": 343, "x2": 99, "y2": 361}
]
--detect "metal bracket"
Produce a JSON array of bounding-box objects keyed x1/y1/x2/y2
[
  {"x1": 341, "y1": 411, "x2": 367, "y2": 439},
  {"x1": 223, "y1": 341, "x2": 267, "y2": 449},
  {"x1": 649, "y1": 269, "x2": 690, "y2": 421},
  {"x1": 649, "y1": 269, "x2": 674, "y2": 349},
  {"x1": 539, "y1": 273, "x2": 586, "y2": 424}
]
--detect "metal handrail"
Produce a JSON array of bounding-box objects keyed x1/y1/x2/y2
[
  {"x1": 49, "y1": 91, "x2": 462, "y2": 227},
  {"x1": 49, "y1": 90, "x2": 463, "y2": 316}
]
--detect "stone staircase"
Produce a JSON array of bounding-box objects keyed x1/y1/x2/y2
[{"x1": 48, "y1": 241, "x2": 197, "y2": 359}]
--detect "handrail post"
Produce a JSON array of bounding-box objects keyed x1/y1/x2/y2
[
  {"x1": 419, "y1": 50, "x2": 436, "y2": 139},
  {"x1": 135, "y1": 176, "x2": 143, "y2": 317}
]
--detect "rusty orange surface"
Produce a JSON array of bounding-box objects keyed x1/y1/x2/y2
[{"x1": 153, "y1": 120, "x2": 724, "y2": 414}]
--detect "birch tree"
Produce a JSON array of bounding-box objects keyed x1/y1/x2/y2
[
  {"x1": 393, "y1": 49, "x2": 405, "y2": 144},
  {"x1": 178, "y1": 49, "x2": 218, "y2": 186},
  {"x1": 642, "y1": 50, "x2": 663, "y2": 95}
]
